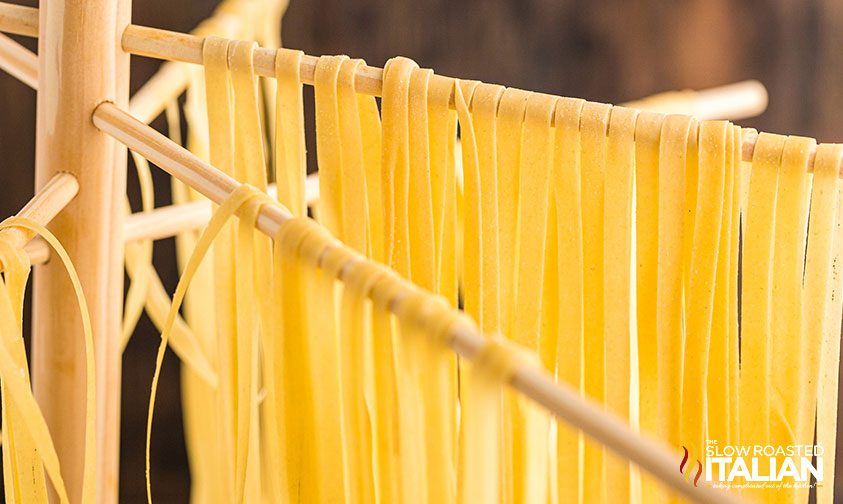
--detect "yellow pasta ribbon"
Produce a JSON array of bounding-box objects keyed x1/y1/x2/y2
[
  {"x1": 603, "y1": 105, "x2": 639, "y2": 503},
  {"x1": 274, "y1": 48, "x2": 307, "y2": 217},
  {"x1": 337, "y1": 58, "x2": 372, "y2": 254},
  {"x1": 656, "y1": 115, "x2": 695, "y2": 467},
  {"x1": 553, "y1": 96, "x2": 586, "y2": 504},
  {"x1": 459, "y1": 338, "x2": 520, "y2": 504},
  {"x1": 471, "y1": 83, "x2": 504, "y2": 332},
  {"x1": 407, "y1": 68, "x2": 437, "y2": 292},
  {"x1": 766, "y1": 135, "x2": 813, "y2": 504},
  {"x1": 801, "y1": 144, "x2": 843, "y2": 504},
  {"x1": 728, "y1": 126, "x2": 743, "y2": 449},
  {"x1": 368, "y1": 267, "x2": 406, "y2": 503},
  {"x1": 145, "y1": 185, "x2": 271, "y2": 503},
  {"x1": 741, "y1": 132, "x2": 785, "y2": 501},
  {"x1": 428, "y1": 75, "x2": 458, "y2": 303},
  {"x1": 0, "y1": 217, "x2": 97, "y2": 504},
  {"x1": 314, "y1": 54, "x2": 350, "y2": 237},
  {"x1": 681, "y1": 120, "x2": 728, "y2": 476},
  {"x1": 381, "y1": 57, "x2": 419, "y2": 277},
  {"x1": 337, "y1": 256, "x2": 377, "y2": 503},
  {"x1": 707, "y1": 124, "x2": 740, "y2": 452},
  {"x1": 496, "y1": 88, "x2": 528, "y2": 334},
  {"x1": 203, "y1": 35, "x2": 238, "y2": 501},
  {"x1": 633, "y1": 110, "x2": 666, "y2": 503},
  {"x1": 579, "y1": 101, "x2": 611, "y2": 504}
]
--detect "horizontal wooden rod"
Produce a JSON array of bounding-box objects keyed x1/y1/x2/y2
[
  {"x1": 118, "y1": 24, "x2": 809, "y2": 175},
  {"x1": 0, "y1": 2, "x2": 767, "y2": 125},
  {"x1": 0, "y1": 32, "x2": 36, "y2": 88},
  {"x1": 0, "y1": 2, "x2": 37, "y2": 38},
  {"x1": 91, "y1": 100, "x2": 743, "y2": 504},
  {"x1": 121, "y1": 24, "x2": 767, "y2": 120},
  {"x1": 0, "y1": 173, "x2": 79, "y2": 267},
  {"x1": 127, "y1": 0, "x2": 258, "y2": 123}
]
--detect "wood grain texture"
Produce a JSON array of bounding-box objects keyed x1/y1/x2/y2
[{"x1": 34, "y1": 0, "x2": 130, "y2": 502}]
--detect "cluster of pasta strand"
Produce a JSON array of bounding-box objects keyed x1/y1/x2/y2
[
  {"x1": 0, "y1": 218, "x2": 96, "y2": 504},
  {"x1": 123, "y1": 36, "x2": 843, "y2": 504},
  {"x1": 0, "y1": 1, "x2": 834, "y2": 503},
  {"x1": 0, "y1": 28, "x2": 840, "y2": 504}
]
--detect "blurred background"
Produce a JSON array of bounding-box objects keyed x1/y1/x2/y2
[{"x1": 1, "y1": 0, "x2": 842, "y2": 501}]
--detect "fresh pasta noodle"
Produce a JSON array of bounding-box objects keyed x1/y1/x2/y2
[
  {"x1": 579, "y1": 101, "x2": 612, "y2": 504},
  {"x1": 107, "y1": 39, "x2": 843, "y2": 504},
  {"x1": 0, "y1": 218, "x2": 97, "y2": 504},
  {"x1": 274, "y1": 48, "x2": 307, "y2": 217},
  {"x1": 817, "y1": 145, "x2": 843, "y2": 504},
  {"x1": 553, "y1": 96, "x2": 586, "y2": 504},
  {"x1": 381, "y1": 57, "x2": 419, "y2": 278},
  {"x1": 315, "y1": 55, "x2": 350, "y2": 238},
  {"x1": 768, "y1": 135, "x2": 813, "y2": 504},
  {"x1": 706, "y1": 122, "x2": 740, "y2": 459},
  {"x1": 633, "y1": 110, "x2": 665, "y2": 503},
  {"x1": 680, "y1": 119, "x2": 728, "y2": 485},
  {"x1": 603, "y1": 105, "x2": 638, "y2": 504},
  {"x1": 802, "y1": 145, "x2": 843, "y2": 504},
  {"x1": 407, "y1": 68, "x2": 437, "y2": 293},
  {"x1": 740, "y1": 133, "x2": 783, "y2": 501}
]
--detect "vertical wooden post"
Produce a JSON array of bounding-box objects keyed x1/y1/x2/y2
[{"x1": 34, "y1": 1, "x2": 130, "y2": 502}]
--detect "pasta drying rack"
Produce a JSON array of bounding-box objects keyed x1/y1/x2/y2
[{"x1": 0, "y1": 1, "x2": 812, "y2": 503}]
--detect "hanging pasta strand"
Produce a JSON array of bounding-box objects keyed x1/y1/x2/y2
[
  {"x1": 579, "y1": 101, "x2": 611, "y2": 504},
  {"x1": 406, "y1": 68, "x2": 437, "y2": 292},
  {"x1": 0, "y1": 217, "x2": 98, "y2": 504},
  {"x1": 801, "y1": 144, "x2": 843, "y2": 504},
  {"x1": 680, "y1": 120, "x2": 728, "y2": 484},
  {"x1": 176, "y1": 65, "x2": 231, "y2": 504},
  {"x1": 553, "y1": 96, "x2": 586, "y2": 504},
  {"x1": 314, "y1": 55, "x2": 350, "y2": 238},
  {"x1": 633, "y1": 110, "x2": 666, "y2": 503},
  {"x1": 728, "y1": 126, "x2": 742, "y2": 451},
  {"x1": 274, "y1": 48, "x2": 307, "y2": 217},
  {"x1": 203, "y1": 35, "x2": 239, "y2": 502},
  {"x1": 337, "y1": 261, "x2": 377, "y2": 503},
  {"x1": 336, "y1": 58, "x2": 372, "y2": 254},
  {"x1": 816, "y1": 146, "x2": 843, "y2": 504},
  {"x1": 706, "y1": 124, "x2": 740, "y2": 457},
  {"x1": 458, "y1": 338, "x2": 514, "y2": 504},
  {"x1": 656, "y1": 115, "x2": 695, "y2": 465},
  {"x1": 741, "y1": 132, "x2": 783, "y2": 486},
  {"x1": 496, "y1": 88, "x2": 528, "y2": 335},
  {"x1": 466, "y1": 82, "x2": 502, "y2": 332},
  {"x1": 381, "y1": 57, "x2": 419, "y2": 277},
  {"x1": 0, "y1": 241, "x2": 47, "y2": 504},
  {"x1": 603, "y1": 105, "x2": 638, "y2": 504},
  {"x1": 767, "y1": 135, "x2": 813, "y2": 504}
]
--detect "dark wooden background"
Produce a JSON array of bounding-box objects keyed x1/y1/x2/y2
[{"x1": 1, "y1": 0, "x2": 842, "y2": 501}]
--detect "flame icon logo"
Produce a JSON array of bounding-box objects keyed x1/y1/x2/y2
[{"x1": 680, "y1": 446, "x2": 703, "y2": 487}]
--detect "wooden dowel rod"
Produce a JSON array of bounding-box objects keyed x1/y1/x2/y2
[
  {"x1": 0, "y1": 32, "x2": 36, "y2": 89},
  {"x1": 127, "y1": 0, "x2": 259, "y2": 124},
  {"x1": 35, "y1": 0, "x2": 130, "y2": 500},
  {"x1": 621, "y1": 80, "x2": 768, "y2": 121},
  {"x1": 0, "y1": 2, "x2": 37, "y2": 38},
  {"x1": 121, "y1": 25, "x2": 815, "y2": 174},
  {"x1": 128, "y1": 61, "x2": 189, "y2": 124},
  {"x1": 0, "y1": 1, "x2": 767, "y2": 126},
  {"x1": 0, "y1": 173, "x2": 78, "y2": 258},
  {"x1": 92, "y1": 100, "x2": 744, "y2": 504},
  {"x1": 26, "y1": 175, "x2": 318, "y2": 264},
  {"x1": 121, "y1": 25, "x2": 766, "y2": 120}
]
